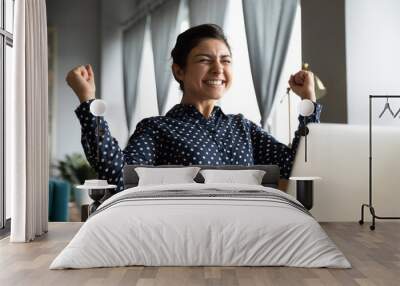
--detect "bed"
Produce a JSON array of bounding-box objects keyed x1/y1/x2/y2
[{"x1": 50, "y1": 165, "x2": 350, "y2": 269}]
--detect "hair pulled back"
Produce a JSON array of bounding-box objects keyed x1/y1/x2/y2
[{"x1": 171, "y1": 23, "x2": 231, "y2": 91}]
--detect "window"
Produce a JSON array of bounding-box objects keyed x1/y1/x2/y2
[
  {"x1": 220, "y1": 0, "x2": 302, "y2": 145},
  {"x1": 0, "y1": 0, "x2": 14, "y2": 235},
  {"x1": 222, "y1": 0, "x2": 260, "y2": 124}
]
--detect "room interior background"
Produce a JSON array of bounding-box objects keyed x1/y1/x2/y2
[
  {"x1": 45, "y1": 0, "x2": 400, "y2": 168},
  {"x1": 3, "y1": 0, "x2": 400, "y2": 227},
  {"x1": 46, "y1": 0, "x2": 300, "y2": 165},
  {"x1": 45, "y1": 0, "x2": 304, "y2": 223},
  {"x1": 44, "y1": 0, "x2": 400, "y2": 222}
]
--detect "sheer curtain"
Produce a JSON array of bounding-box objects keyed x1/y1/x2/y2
[
  {"x1": 150, "y1": 0, "x2": 184, "y2": 115},
  {"x1": 123, "y1": 18, "x2": 147, "y2": 133},
  {"x1": 242, "y1": 0, "x2": 298, "y2": 128},
  {"x1": 188, "y1": 0, "x2": 229, "y2": 28},
  {"x1": 9, "y1": 0, "x2": 49, "y2": 242}
]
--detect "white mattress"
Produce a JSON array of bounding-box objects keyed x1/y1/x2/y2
[{"x1": 50, "y1": 183, "x2": 351, "y2": 269}]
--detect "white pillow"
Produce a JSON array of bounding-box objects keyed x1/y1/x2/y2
[
  {"x1": 200, "y1": 169, "x2": 266, "y2": 185},
  {"x1": 135, "y1": 167, "x2": 201, "y2": 186}
]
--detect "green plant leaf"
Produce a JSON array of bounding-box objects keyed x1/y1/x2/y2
[{"x1": 56, "y1": 153, "x2": 97, "y2": 185}]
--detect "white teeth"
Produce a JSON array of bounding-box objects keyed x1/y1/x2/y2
[{"x1": 205, "y1": 80, "x2": 224, "y2": 85}]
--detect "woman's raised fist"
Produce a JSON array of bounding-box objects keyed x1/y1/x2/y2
[{"x1": 66, "y1": 64, "x2": 96, "y2": 103}]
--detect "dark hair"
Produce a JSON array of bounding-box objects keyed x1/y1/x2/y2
[{"x1": 171, "y1": 23, "x2": 231, "y2": 91}]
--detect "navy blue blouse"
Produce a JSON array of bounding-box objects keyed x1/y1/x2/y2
[{"x1": 76, "y1": 101, "x2": 321, "y2": 192}]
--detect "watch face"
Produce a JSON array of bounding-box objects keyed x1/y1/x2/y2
[
  {"x1": 299, "y1": 99, "x2": 314, "y2": 116},
  {"x1": 90, "y1": 99, "x2": 107, "y2": 116}
]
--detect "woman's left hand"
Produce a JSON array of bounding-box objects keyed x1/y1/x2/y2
[{"x1": 288, "y1": 70, "x2": 316, "y2": 102}]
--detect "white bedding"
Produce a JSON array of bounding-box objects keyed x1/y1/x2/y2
[{"x1": 50, "y1": 183, "x2": 351, "y2": 269}]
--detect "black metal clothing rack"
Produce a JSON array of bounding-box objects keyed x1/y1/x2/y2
[{"x1": 359, "y1": 95, "x2": 400, "y2": 230}]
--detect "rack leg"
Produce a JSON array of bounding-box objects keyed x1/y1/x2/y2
[
  {"x1": 359, "y1": 204, "x2": 367, "y2": 225},
  {"x1": 369, "y1": 206, "x2": 376, "y2": 230},
  {"x1": 359, "y1": 204, "x2": 377, "y2": 230}
]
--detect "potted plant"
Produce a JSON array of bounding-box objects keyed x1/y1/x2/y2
[{"x1": 56, "y1": 153, "x2": 97, "y2": 216}]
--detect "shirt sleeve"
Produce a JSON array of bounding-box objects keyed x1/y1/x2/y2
[
  {"x1": 75, "y1": 100, "x2": 157, "y2": 192},
  {"x1": 250, "y1": 102, "x2": 322, "y2": 179}
]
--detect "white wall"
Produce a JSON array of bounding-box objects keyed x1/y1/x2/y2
[
  {"x1": 47, "y1": 0, "x2": 100, "y2": 163},
  {"x1": 346, "y1": 0, "x2": 400, "y2": 126}
]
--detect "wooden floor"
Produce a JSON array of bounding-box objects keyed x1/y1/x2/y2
[{"x1": 0, "y1": 222, "x2": 399, "y2": 286}]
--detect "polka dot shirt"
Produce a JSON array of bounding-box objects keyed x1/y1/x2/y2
[{"x1": 75, "y1": 101, "x2": 322, "y2": 192}]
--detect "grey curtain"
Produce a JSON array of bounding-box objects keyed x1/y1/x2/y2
[
  {"x1": 188, "y1": 0, "x2": 229, "y2": 28},
  {"x1": 151, "y1": 0, "x2": 183, "y2": 115},
  {"x1": 122, "y1": 18, "x2": 146, "y2": 132},
  {"x1": 242, "y1": 0, "x2": 298, "y2": 128}
]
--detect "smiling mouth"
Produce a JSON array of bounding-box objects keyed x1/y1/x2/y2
[{"x1": 203, "y1": 79, "x2": 226, "y2": 87}]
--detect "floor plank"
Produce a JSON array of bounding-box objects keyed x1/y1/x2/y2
[{"x1": 0, "y1": 222, "x2": 399, "y2": 286}]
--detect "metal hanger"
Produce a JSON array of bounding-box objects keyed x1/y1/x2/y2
[
  {"x1": 378, "y1": 97, "x2": 395, "y2": 118},
  {"x1": 393, "y1": 107, "x2": 400, "y2": 118}
]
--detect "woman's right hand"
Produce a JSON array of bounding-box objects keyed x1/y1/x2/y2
[{"x1": 66, "y1": 64, "x2": 96, "y2": 103}]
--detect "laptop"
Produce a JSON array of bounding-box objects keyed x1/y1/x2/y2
[{"x1": 288, "y1": 123, "x2": 400, "y2": 222}]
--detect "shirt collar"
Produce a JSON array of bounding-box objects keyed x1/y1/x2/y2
[{"x1": 166, "y1": 103, "x2": 225, "y2": 121}]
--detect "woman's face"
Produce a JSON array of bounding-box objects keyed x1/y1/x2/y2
[{"x1": 173, "y1": 38, "x2": 233, "y2": 102}]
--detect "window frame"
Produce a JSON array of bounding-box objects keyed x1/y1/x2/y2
[{"x1": 0, "y1": 0, "x2": 14, "y2": 236}]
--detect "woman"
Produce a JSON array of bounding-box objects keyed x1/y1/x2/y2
[{"x1": 66, "y1": 24, "x2": 321, "y2": 193}]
